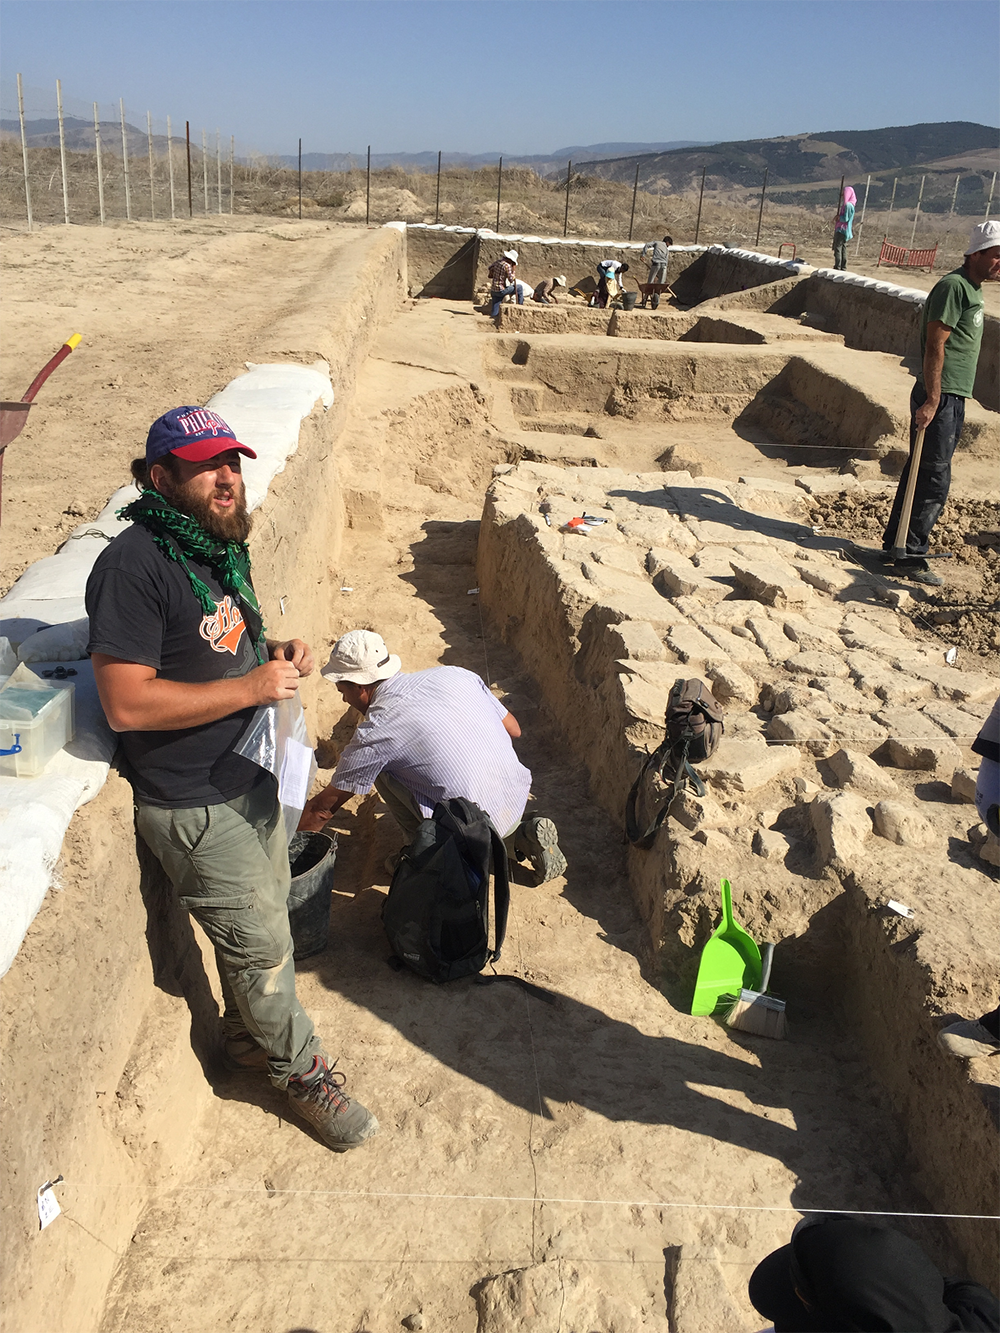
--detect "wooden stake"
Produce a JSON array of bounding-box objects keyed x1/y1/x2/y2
[
  {"x1": 167, "y1": 116, "x2": 176, "y2": 219},
  {"x1": 93, "y1": 102, "x2": 105, "y2": 224},
  {"x1": 563, "y1": 159, "x2": 571, "y2": 237},
  {"x1": 56, "y1": 80, "x2": 70, "y2": 224},
  {"x1": 909, "y1": 175, "x2": 925, "y2": 247},
  {"x1": 628, "y1": 162, "x2": 639, "y2": 241},
  {"x1": 120, "y1": 99, "x2": 132, "y2": 220},
  {"x1": 146, "y1": 111, "x2": 155, "y2": 220},
  {"x1": 496, "y1": 155, "x2": 502, "y2": 232},
  {"x1": 694, "y1": 166, "x2": 706, "y2": 244},
  {"x1": 16, "y1": 73, "x2": 32, "y2": 231}
]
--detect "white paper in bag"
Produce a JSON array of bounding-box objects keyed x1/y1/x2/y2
[{"x1": 234, "y1": 695, "x2": 317, "y2": 840}]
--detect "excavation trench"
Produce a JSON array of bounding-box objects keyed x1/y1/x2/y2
[{"x1": 2, "y1": 230, "x2": 997, "y2": 1333}]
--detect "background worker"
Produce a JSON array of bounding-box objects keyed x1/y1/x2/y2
[
  {"x1": 831, "y1": 186, "x2": 855, "y2": 269},
  {"x1": 881, "y1": 220, "x2": 1000, "y2": 585},
  {"x1": 86, "y1": 406, "x2": 378, "y2": 1154},
  {"x1": 640, "y1": 234, "x2": 673, "y2": 308},
  {"x1": 594, "y1": 259, "x2": 629, "y2": 309},
  {"x1": 299, "y1": 631, "x2": 567, "y2": 884},
  {"x1": 748, "y1": 1212, "x2": 999, "y2": 1331},
  {"x1": 488, "y1": 248, "x2": 521, "y2": 316},
  {"x1": 532, "y1": 274, "x2": 567, "y2": 304}
]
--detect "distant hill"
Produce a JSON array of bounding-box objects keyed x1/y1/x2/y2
[{"x1": 575, "y1": 122, "x2": 1000, "y2": 194}]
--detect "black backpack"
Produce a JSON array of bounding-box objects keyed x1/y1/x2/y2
[
  {"x1": 382, "y1": 798, "x2": 510, "y2": 983},
  {"x1": 625, "y1": 678, "x2": 725, "y2": 848}
]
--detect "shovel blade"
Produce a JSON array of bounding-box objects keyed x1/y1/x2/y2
[{"x1": 0, "y1": 403, "x2": 32, "y2": 450}]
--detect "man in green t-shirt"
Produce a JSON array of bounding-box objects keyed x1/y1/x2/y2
[{"x1": 882, "y1": 221, "x2": 1000, "y2": 585}]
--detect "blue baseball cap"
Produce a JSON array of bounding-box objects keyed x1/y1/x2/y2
[{"x1": 145, "y1": 406, "x2": 257, "y2": 465}]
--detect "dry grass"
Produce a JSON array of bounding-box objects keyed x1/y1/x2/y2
[{"x1": 1, "y1": 142, "x2": 982, "y2": 268}]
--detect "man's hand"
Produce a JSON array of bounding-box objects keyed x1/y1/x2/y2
[
  {"x1": 245, "y1": 658, "x2": 301, "y2": 705},
  {"x1": 298, "y1": 784, "x2": 351, "y2": 831},
  {"x1": 270, "y1": 638, "x2": 314, "y2": 676},
  {"x1": 914, "y1": 397, "x2": 940, "y2": 430}
]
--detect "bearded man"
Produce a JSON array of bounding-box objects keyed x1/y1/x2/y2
[{"x1": 85, "y1": 406, "x2": 377, "y2": 1153}]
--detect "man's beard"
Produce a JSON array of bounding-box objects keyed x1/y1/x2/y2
[{"x1": 161, "y1": 476, "x2": 252, "y2": 543}]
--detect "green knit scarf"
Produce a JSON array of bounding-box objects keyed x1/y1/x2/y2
[{"x1": 118, "y1": 490, "x2": 266, "y2": 663}]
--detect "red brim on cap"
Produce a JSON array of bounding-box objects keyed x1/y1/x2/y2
[{"x1": 170, "y1": 439, "x2": 257, "y2": 462}]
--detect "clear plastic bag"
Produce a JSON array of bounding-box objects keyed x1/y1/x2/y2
[{"x1": 234, "y1": 695, "x2": 317, "y2": 841}]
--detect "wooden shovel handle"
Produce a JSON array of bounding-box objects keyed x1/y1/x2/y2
[{"x1": 891, "y1": 426, "x2": 925, "y2": 560}]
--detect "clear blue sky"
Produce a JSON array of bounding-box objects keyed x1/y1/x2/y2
[{"x1": 2, "y1": 1, "x2": 998, "y2": 156}]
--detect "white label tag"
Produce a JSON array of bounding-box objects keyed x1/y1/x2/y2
[
  {"x1": 278, "y1": 737, "x2": 313, "y2": 811},
  {"x1": 37, "y1": 1180, "x2": 62, "y2": 1230},
  {"x1": 886, "y1": 899, "x2": 915, "y2": 919}
]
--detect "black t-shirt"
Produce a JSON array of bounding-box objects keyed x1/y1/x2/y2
[{"x1": 85, "y1": 524, "x2": 263, "y2": 808}]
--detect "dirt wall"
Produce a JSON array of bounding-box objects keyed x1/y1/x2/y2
[
  {"x1": 0, "y1": 227, "x2": 407, "y2": 1333},
  {"x1": 672, "y1": 248, "x2": 804, "y2": 305},
  {"x1": 800, "y1": 274, "x2": 1000, "y2": 415}
]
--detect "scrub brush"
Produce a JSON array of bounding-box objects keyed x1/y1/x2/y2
[{"x1": 725, "y1": 942, "x2": 786, "y2": 1039}]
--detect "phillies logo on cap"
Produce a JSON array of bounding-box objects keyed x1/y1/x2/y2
[{"x1": 145, "y1": 405, "x2": 258, "y2": 465}]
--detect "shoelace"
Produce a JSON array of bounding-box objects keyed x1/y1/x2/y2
[{"x1": 295, "y1": 1059, "x2": 351, "y2": 1114}]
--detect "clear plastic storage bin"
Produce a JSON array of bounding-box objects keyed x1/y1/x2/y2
[{"x1": 0, "y1": 674, "x2": 76, "y2": 778}]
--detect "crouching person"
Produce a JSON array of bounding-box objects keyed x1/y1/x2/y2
[
  {"x1": 299, "y1": 631, "x2": 567, "y2": 883},
  {"x1": 86, "y1": 406, "x2": 377, "y2": 1153}
]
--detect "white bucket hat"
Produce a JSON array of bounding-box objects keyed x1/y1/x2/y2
[
  {"x1": 320, "y1": 630, "x2": 401, "y2": 685},
  {"x1": 965, "y1": 220, "x2": 1000, "y2": 255},
  {"x1": 555, "y1": 275, "x2": 567, "y2": 286},
  {"x1": 502, "y1": 248, "x2": 518, "y2": 262}
]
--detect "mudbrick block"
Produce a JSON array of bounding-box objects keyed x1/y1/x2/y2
[
  {"x1": 730, "y1": 557, "x2": 811, "y2": 608},
  {"x1": 648, "y1": 550, "x2": 728, "y2": 602},
  {"x1": 594, "y1": 585, "x2": 690, "y2": 631},
  {"x1": 753, "y1": 828, "x2": 790, "y2": 860},
  {"x1": 818, "y1": 678, "x2": 878, "y2": 713},
  {"x1": 827, "y1": 748, "x2": 899, "y2": 797},
  {"x1": 809, "y1": 791, "x2": 872, "y2": 868},
  {"x1": 768, "y1": 709, "x2": 835, "y2": 756},
  {"x1": 747, "y1": 613, "x2": 798, "y2": 664},
  {"x1": 951, "y1": 768, "x2": 979, "y2": 803},
  {"x1": 795, "y1": 473, "x2": 860, "y2": 496},
  {"x1": 769, "y1": 682, "x2": 826, "y2": 715},
  {"x1": 863, "y1": 671, "x2": 933, "y2": 707},
  {"x1": 781, "y1": 612, "x2": 845, "y2": 653},
  {"x1": 873, "y1": 800, "x2": 935, "y2": 847},
  {"x1": 587, "y1": 545, "x2": 646, "y2": 578},
  {"x1": 667, "y1": 623, "x2": 730, "y2": 665},
  {"x1": 706, "y1": 662, "x2": 758, "y2": 707},
  {"x1": 619, "y1": 516, "x2": 699, "y2": 557},
  {"x1": 608, "y1": 620, "x2": 666, "y2": 662},
  {"x1": 699, "y1": 624, "x2": 768, "y2": 665},
  {"x1": 824, "y1": 714, "x2": 889, "y2": 753},
  {"x1": 886, "y1": 735, "x2": 964, "y2": 773},
  {"x1": 921, "y1": 702, "x2": 982, "y2": 740},
  {"x1": 701, "y1": 735, "x2": 801, "y2": 793},
  {"x1": 784, "y1": 650, "x2": 850, "y2": 679}
]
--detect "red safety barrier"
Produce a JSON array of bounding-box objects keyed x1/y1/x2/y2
[
  {"x1": 877, "y1": 238, "x2": 938, "y2": 271},
  {"x1": 777, "y1": 242, "x2": 797, "y2": 261}
]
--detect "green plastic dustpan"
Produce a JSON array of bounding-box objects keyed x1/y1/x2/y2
[{"x1": 690, "y1": 879, "x2": 763, "y2": 1016}]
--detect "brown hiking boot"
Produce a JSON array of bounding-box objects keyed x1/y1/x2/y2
[{"x1": 287, "y1": 1055, "x2": 378, "y2": 1152}]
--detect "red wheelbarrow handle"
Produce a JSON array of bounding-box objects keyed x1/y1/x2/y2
[{"x1": 20, "y1": 333, "x2": 82, "y2": 404}]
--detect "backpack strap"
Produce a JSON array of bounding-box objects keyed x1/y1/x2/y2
[
  {"x1": 624, "y1": 739, "x2": 673, "y2": 847},
  {"x1": 488, "y1": 824, "x2": 510, "y2": 963}
]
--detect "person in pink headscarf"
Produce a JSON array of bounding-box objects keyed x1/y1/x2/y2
[{"x1": 831, "y1": 186, "x2": 856, "y2": 269}]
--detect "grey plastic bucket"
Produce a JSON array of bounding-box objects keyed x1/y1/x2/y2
[
  {"x1": 621, "y1": 291, "x2": 638, "y2": 312},
  {"x1": 287, "y1": 830, "x2": 338, "y2": 960}
]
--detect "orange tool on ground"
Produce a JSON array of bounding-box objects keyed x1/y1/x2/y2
[{"x1": 0, "y1": 333, "x2": 82, "y2": 522}]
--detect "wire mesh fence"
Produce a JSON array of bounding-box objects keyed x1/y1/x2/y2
[{"x1": 2, "y1": 76, "x2": 995, "y2": 271}]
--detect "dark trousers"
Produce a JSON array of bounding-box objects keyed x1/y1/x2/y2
[
  {"x1": 882, "y1": 382, "x2": 965, "y2": 556},
  {"x1": 832, "y1": 231, "x2": 848, "y2": 269}
]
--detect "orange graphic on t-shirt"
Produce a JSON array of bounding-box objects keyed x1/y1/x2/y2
[{"x1": 199, "y1": 596, "x2": 247, "y2": 655}]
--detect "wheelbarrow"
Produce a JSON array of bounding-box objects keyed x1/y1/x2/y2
[{"x1": 1, "y1": 333, "x2": 82, "y2": 522}]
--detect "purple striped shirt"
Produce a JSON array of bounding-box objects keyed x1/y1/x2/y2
[{"x1": 331, "y1": 666, "x2": 531, "y2": 836}]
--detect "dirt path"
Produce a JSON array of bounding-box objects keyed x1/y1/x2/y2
[{"x1": 95, "y1": 302, "x2": 950, "y2": 1333}]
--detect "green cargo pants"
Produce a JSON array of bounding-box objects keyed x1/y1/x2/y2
[{"x1": 135, "y1": 774, "x2": 322, "y2": 1088}]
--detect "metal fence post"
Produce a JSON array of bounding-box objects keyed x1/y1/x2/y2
[
  {"x1": 694, "y1": 166, "x2": 706, "y2": 244},
  {"x1": 229, "y1": 135, "x2": 234, "y2": 214},
  {"x1": 366, "y1": 145, "x2": 371, "y2": 225},
  {"x1": 185, "y1": 120, "x2": 193, "y2": 217},
  {"x1": 949, "y1": 173, "x2": 960, "y2": 217},
  {"x1": 496, "y1": 155, "x2": 502, "y2": 232},
  {"x1": 17, "y1": 73, "x2": 32, "y2": 231},
  {"x1": 298, "y1": 137, "x2": 302, "y2": 219},
  {"x1": 563, "y1": 160, "x2": 571, "y2": 237},
  {"x1": 120, "y1": 99, "x2": 132, "y2": 220},
  {"x1": 56, "y1": 80, "x2": 70, "y2": 224},
  {"x1": 93, "y1": 102, "x2": 105, "y2": 224},
  {"x1": 754, "y1": 167, "x2": 768, "y2": 248},
  {"x1": 216, "y1": 130, "x2": 222, "y2": 214},
  {"x1": 201, "y1": 128, "x2": 209, "y2": 212},
  {"x1": 628, "y1": 162, "x2": 639, "y2": 241},
  {"x1": 435, "y1": 150, "x2": 442, "y2": 223},
  {"x1": 985, "y1": 171, "x2": 996, "y2": 220}
]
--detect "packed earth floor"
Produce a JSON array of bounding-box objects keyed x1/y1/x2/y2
[{"x1": 1, "y1": 220, "x2": 997, "y2": 1333}]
